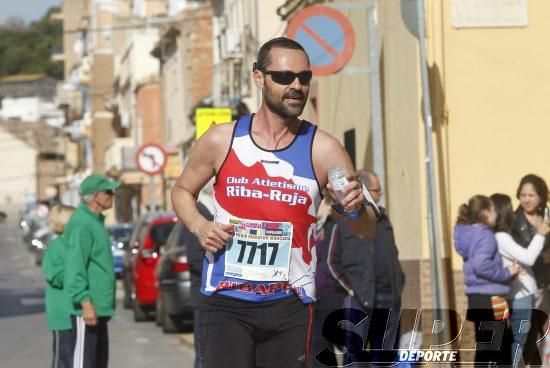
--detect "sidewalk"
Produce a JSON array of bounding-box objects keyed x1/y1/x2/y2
[{"x1": 180, "y1": 333, "x2": 195, "y2": 348}]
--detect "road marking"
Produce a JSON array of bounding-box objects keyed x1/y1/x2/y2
[{"x1": 135, "y1": 337, "x2": 150, "y2": 344}]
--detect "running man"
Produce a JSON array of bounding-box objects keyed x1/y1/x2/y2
[{"x1": 171, "y1": 37, "x2": 377, "y2": 367}]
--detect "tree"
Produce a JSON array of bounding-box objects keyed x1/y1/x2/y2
[{"x1": 0, "y1": 7, "x2": 63, "y2": 80}]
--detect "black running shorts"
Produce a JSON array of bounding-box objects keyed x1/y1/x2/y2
[{"x1": 199, "y1": 293, "x2": 313, "y2": 367}]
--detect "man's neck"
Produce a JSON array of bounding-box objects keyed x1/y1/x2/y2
[
  {"x1": 251, "y1": 105, "x2": 300, "y2": 150},
  {"x1": 87, "y1": 201, "x2": 104, "y2": 214},
  {"x1": 254, "y1": 106, "x2": 300, "y2": 138}
]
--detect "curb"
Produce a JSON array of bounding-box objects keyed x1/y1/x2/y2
[{"x1": 180, "y1": 333, "x2": 195, "y2": 348}]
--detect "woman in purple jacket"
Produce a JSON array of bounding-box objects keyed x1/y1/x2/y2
[{"x1": 454, "y1": 195, "x2": 521, "y2": 367}]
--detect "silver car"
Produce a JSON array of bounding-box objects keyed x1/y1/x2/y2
[{"x1": 155, "y1": 222, "x2": 194, "y2": 333}]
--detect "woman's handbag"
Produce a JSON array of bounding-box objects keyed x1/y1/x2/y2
[{"x1": 490, "y1": 296, "x2": 510, "y2": 320}]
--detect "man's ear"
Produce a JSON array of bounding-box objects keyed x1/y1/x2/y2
[{"x1": 253, "y1": 70, "x2": 264, "y2": 89}]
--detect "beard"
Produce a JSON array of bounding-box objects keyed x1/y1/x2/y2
[{"x1": 264, "y1": 86, "x2": 308, "y2": 119}]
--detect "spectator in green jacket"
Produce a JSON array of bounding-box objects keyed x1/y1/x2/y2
[
  {"x1": 42, "y1": 204, "x2": 75, "y2": 368},
  {"x1": 63, "y1": 174, "x2": 121, "y2": 368}
]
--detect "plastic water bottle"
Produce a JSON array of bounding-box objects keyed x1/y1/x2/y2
[{"x1": 328, "y1": 165, "x2": 359, "y2": 219}]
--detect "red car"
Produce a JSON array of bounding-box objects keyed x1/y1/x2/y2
[{"x1": 131, "y1": 213, "x2": 178, "y2": 321}]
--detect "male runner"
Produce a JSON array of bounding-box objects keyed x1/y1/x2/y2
[{"x1": 171, "y1": 37, "x2": 377, "y2": 367}]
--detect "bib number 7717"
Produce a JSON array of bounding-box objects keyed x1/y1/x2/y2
[
  {"x1": 235, "y1": 241, "x2": 279, "y2": 265},
  {"x1": 224, "y1": 218, "x2": 292, "y2": 282}
]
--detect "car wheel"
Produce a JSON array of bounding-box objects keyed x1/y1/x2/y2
[
  {"x1": 133, "y1": 301, "x2": 149, "y2": 322},
  {"x1": 155, "y1": 297, "x2": 163, "y2": 327},
  {"x1": 162, "y1": 302, "x2": 183, "y2": 333},
  {"x1": 123, "y1": 273, "x2": 133, "y2": 309},
  {"x1": 123, "y1": 283, "x2": 132, "y2": 309}
]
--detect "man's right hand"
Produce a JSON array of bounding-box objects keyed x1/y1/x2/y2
[
  {"x1": 194, "y1": 218, "x2": 233, "y2": 253},
  {"x1": 82, "y1": 300, "x2": 98, "y2": 326}
]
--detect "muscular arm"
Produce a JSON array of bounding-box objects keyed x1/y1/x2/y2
[
  {"x1": 312, "y1": 130, "x2": 376, "y2": 239},
  {"x1": 171, "y1": 123, "x2": 234, "y2": 252}
]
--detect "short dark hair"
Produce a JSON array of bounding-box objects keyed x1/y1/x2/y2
[
  {"x1": 490, "y1": 193, "x2": 514, "y2": 234},
  {"x1": 516, "y1": 174, "x2": 548, "y2": 215},
  {"x1": 254, "y1": 37, "x2": 309, "y2": 71}
]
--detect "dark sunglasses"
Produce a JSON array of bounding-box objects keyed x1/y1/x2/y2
[
  {"x1": 253, "y1": 63, "x2": 312, "y2": 85},
  {"x1": 102, "y1": 190, "x2": 114, "y2": 196}
]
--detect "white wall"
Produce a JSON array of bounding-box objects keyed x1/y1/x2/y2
[
  {"x1": 0, "y1": 127, "x2": 37, "y2": 219},
  {"x1": 130, "y1": 30, "x2": 160, "y2": 85},
  {"x1": 0, "y1": 97, "x2": 64, "y2": 126},
  {"x1": 167, "y1": 0, "x2": 187, "y2": 16}
]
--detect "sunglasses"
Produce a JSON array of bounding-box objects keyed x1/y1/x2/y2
[
  {"x1": 102, "y1": 190, "x2": 115, "y2": 196},
  {"x1": 254, "y1": 63, "x2": 313, "y2": 85}
]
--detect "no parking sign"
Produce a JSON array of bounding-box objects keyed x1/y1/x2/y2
[{"x1": 287, "y1": 5, "x2": 355, "y2": 76}]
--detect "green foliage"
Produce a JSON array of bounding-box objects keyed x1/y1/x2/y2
[{"x1": 0, "y1": 7, "x2": 63, "y2": 80}]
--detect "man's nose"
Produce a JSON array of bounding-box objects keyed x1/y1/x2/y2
[{"x1": 290, "y1": 76, "x2": 303, "y2": 89}]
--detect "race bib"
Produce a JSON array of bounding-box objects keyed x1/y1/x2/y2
[{"x1": 224, "y1": 218, "x2": 293, "y2": 281}]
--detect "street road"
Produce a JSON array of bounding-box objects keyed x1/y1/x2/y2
[{"x1": 0, "y1": 220, "x2": 196, "y2": 368}]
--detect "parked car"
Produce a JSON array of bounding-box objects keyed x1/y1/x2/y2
[
  {"x1": 107, "y1": 224, "x2": 133, "y2": 278},
  {"x1": 20, "y1": 203, "x2": 49, "y2": 250},
  {"x1": 123, "y1": 212, "x2": 166, "y2": 309},
  {"x1": 155, "y1": 222, "x2": 194, "y2": 333},
  {"x1": 124, "y1": 212, "x2": 177, "y2": 321}
]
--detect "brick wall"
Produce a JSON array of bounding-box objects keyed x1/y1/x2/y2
[
  {"x1": 91, "y1": 114, "x2": 115, "y2": 173},
  {"x1": 182, "y1": 4, "x2": 213, "y2": 109},
  {"x1": 91, "y1": 53, "x2": 114, "y2": 113},
  {"x1": 136, "y1": 82, "x2": 163, "y2": 144},
  {"x1": 400, "y1": 258, "x2": 476, "y2": 362}
]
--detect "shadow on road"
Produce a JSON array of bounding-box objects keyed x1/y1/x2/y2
[{"x1": 0, "y1": 288, "x2": 45, "y2": 318}]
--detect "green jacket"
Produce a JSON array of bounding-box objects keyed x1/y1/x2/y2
[
  {"x1": 64, "y1": 203, "x2": 116, "y2": 317},
  {"x1": 41, "y1": 235, "x2": 72, "y2": 331}
]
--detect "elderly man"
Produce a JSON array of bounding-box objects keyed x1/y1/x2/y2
[{"x1": 63, "y1": 173, "x2": 121, "y2": 368}]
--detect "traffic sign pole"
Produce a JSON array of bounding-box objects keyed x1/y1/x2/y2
[
  {"x1": 149, "y1": 176, "x2": 156, "y2": 215},
  {"x1": 136, "y1": 144, "x2": 168, "y2": 214}
]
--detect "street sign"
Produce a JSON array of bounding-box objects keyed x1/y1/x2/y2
[
  {"x1": 195, "y1": 108, "x2": 232, "y2": 140},
  {"x1": 136, "y1": 144, "x2": 167, "y2": 176},
  {"x1": 287, "y1": 5, "x2": 355, "y2": 76}
]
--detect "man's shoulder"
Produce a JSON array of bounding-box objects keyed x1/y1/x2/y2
[
  {"x1": 312, "y1": 128, "x2": 340, "y2": 148},
  {"x1": 200, "y1": 121, "x2": 236, "y2": 144},
  {"x1": 193, "y1": 121, "x2": 236, "y2": 159},
  {"x1": 64, "y1": 211, "x2": 93, "y2": 234}
]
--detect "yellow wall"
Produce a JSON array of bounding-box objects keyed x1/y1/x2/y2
[
  {"x1": 437, "y1": 0, "x2": 550, "y2": 269},
  {"x1": 305, "y1": 0, "x2": 429, "y2": 261}
]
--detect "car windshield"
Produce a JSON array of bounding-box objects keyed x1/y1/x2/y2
[
  {"x1": 150, "y1": 222, "x2": 175, "y2": 247},
  {"x1": 108, "y1": 227, "x2": 133, "y2": 246}
]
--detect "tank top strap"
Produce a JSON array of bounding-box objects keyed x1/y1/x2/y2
[{"x1": 234, "y1": 114, "x2": 252, "y2": 138}]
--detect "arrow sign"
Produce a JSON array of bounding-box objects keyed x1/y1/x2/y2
[
  {"x1": 287, "y1": 5, "x2": 355, "y2": 76},
  {"x1": 136, "y1": 144, "x2": 167, "y2": 176}
]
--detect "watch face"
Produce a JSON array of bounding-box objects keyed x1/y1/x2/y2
[{"x1": 137, "y1": 146, "x2": 166, "y2": 174}]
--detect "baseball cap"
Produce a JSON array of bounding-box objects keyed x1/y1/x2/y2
[{"x1": 80, "y1": 174, "x2": 122, "y2": 195}]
